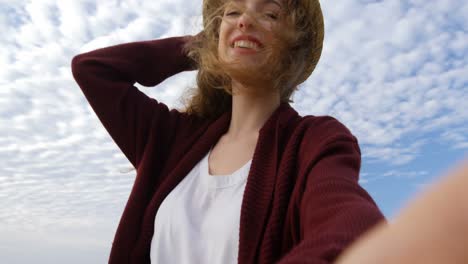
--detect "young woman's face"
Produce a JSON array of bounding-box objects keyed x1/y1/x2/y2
[{"x1": 218, "y1": 0, "x2": 284, "y2": 68}]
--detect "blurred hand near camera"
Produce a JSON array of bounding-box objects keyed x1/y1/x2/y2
[{"x1": 335, "y1": 158, "x2": 468, "y2": 264}]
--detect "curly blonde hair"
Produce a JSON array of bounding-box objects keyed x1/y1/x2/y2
[{"x1": 181, "y1": 0, "x2": 324, "y2": 120}]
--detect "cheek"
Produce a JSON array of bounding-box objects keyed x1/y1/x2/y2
[{"x1": 218, "y1": 25, "x2": 230, "y2": 48}]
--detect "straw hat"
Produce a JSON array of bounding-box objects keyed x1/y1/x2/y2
[{"x1": 202, "y1": 0, "x2": 325, "y2": 84}]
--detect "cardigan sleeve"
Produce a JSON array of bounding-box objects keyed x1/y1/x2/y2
[
  {"x1": 277, "y1": 134, "x2": 385, "y2": 263},
  {"x1": 71, "y1": 36, "x2": 196, "y2": 169}
]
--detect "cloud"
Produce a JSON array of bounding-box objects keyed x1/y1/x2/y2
[
  {"x1": 360, "y1": 169, "x2": 429, "y2": 184},
  {"x1": 440, "y1": 126, "x2": 468, "y2": 149},
  {"x1": 0, "y1": 0, "x2": 466, "y2": 262},
  {"x1": 294, "y1": 0, "x2": 468, "y2": 164}
]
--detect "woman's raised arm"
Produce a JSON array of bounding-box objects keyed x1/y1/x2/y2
[{"x1": 71, "y1": 36, "x2": 197, "y2": 169}]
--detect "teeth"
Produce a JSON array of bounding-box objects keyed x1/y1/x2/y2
[{"x1": 233, "y1": 40, "x2": 260, "y2": 50}]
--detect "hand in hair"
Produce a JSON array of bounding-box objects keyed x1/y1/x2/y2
[
  {"x1": 335, "y1": 158, "x2": 468, "y2": 264},
  {"x1": 182, "y1": 31, "x2": 205, "y2": 70}
]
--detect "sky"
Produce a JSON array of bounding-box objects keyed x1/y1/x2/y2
[{"x1": 0, "y1": 0, "x2": 467, "y2": 263}]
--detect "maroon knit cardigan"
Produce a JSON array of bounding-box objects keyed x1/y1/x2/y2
[{"x1": 71, "y1": 36, "x2": 385, "y2": 264}]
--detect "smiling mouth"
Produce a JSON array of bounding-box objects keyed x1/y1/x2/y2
[{"x1": 231, "y1": 40, "x2": 263, "y2": 50}]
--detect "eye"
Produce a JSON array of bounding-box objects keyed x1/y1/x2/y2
[
  {"x1": 226, "y1": 11, "x2": 240, "y2": 16},
  {"x1": 265, "y1": 13, "x2": 278, "y2": 20}
]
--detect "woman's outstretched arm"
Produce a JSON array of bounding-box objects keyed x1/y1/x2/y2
[
  {"x1": 277, "y1": 119, "x2": 386, "y2": 263},
  {"x1": 71, "y1": 36, "x2": 196, "y2": 169},
  {"x1": 335, "y1": 158, "x2": 468, "y2": 264}
]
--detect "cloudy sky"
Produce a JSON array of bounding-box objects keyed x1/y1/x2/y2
[{"x1": 1, "y1": 0, "x2": 467, "y2": 263}]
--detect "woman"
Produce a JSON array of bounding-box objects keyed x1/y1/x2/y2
[{"x1": 71, "y1": 0, "x2": 385, "y2": 263}]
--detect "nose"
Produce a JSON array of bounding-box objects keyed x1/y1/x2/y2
[{"x1": 237, "y1": 12, "x2": 255, "y2": 29}]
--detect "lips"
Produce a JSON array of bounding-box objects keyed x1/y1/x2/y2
[{"x1": 231, "y1": 35, "x2": 263, "y2": 47}]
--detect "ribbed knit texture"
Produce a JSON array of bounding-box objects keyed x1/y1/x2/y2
[{"x1": 71, "y1": 36, "x2": 385, "y2": 264}]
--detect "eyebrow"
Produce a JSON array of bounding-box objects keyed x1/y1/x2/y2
[
  {"x1": 265, "y1": 0, "x2": 282, "y2": 9},
  {"x1": 232, "y1": 0, "x2": 283, "y2": 9}
]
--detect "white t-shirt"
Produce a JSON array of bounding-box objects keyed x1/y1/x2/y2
[{"x1": 150, "y1": 147, "x2": 252, "y2": 264}]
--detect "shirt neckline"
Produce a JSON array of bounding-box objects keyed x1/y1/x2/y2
[{"x1": 199, "y1": 147, "x2": 252, "y2": 189}]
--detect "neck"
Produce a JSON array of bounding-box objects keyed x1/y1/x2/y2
[{"x1": 226, "y1": 81, "x2": 281, "y2": 140}]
